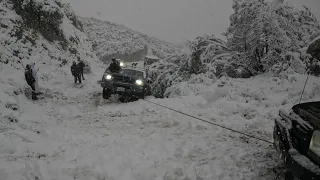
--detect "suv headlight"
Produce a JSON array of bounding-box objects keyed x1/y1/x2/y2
[
  {"x1": 309, "y1": 130, "x2": 320, "y2": 156},
  {"x1": 135, "y1": 79, "x2": 143, "y2": 86},
  {"x1": 120, "y1": 62, "x2": 124, "y2": 67},
  {"x1": 105, "y1": 74, "x2": 112, "y2": 80}
]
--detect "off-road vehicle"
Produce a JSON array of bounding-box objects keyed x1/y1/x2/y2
[
  {"x1": 273, "y1": 37, "x2": 320, "y2": 180},
  {"x1": 101, "y1": 65, "x2": 152, "y2": 100}
]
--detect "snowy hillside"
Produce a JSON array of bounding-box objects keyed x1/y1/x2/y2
[
  {"x1": 0, "y1": 1, "x2": 104, "y2": 178},
  {"x1": 0, "y1": 0, "x2": 104, "y2": 95},
  {"x1": 79, "y1": 17, "x2": 181, "y2": 63}
]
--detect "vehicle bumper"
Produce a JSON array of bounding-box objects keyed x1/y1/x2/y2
[
  {"x1": 286, "y1": 149, "x2": 320, "y2": 179},
  {"x1": 274, "y1": 122, "x2": 320, "y2": 179},
  {"x1": 101, "y1": 81, "x2": 144, "y2": 96}
]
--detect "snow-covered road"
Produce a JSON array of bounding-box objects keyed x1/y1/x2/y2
[{"x1": 3, "y1": 72, "x2": 320, "y2": 180}]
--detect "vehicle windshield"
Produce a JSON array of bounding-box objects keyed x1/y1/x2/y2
[{"x1": 120, "y1": 69, "x2": 144, "y2": 78}]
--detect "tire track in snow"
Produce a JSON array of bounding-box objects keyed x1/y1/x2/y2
[{"x1": 26, "y1": 81, "x2": 280, "y2": 180}]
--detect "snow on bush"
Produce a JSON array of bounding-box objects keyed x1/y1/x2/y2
[
  {"x1": 164, "y1": 73, "x2": 217, "y2": 98},
  {"x1": 225, "y1": 0, "x2": 320, "y2": 75},
  {"x1": 12, "y1": 0, "x2": 65, "y2": 43},
  {"x1": 188, "y1": 34, "x2": 232, "y2": 75},
  {"x1": 148, "y1": 52, "x2": 192, "y2": 98},
  {"x1": 149, "y1": 0, "x2": 320, "y2": 98}
]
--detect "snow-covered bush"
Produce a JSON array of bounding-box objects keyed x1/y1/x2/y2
[
  {"x1": 164, "y1": 73, "x2": 216, "y2": 98},
  {"x1": 148, "y1": 53, "x2": 191, "y2": 98},
  {"x1": 148, "y1": 35, "x2": 231, "y2": 98},
  {"x1": 187, "y1": 33, "x2": 257, "y2": 79},
  {"x1": 148, "y1": 0, "x2": 320, "y2": 98},
  {"x1": 149, "y1": 34, "x2": 247, "y2": 97},
  {"x1": 225, "y1": 0, "x2": 320, "y2": 75},
  {"x1": 188, "y1": 34, "x2": 231, "y2": 74},
  {"x1": 82, "y1": 60, "x2": 92, "y2": 74},
  {"x1": 11, "y1": 0, "x2": 66, "y2": 44}
]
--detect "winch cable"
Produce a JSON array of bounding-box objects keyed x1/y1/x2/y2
[
  {"x1": 143, "y1": 99, "x2": 273, "y2": 145},
  {"x1": 298, "y1": 71, "x2": 310, "y2": 104}
]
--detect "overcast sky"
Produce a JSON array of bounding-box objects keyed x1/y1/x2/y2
[{"x1": 67, "y1": 0, "x2": 320, "y2": 43}]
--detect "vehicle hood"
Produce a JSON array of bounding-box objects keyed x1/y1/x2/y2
[{"x1": 292, "y1": 101, "x2": 320, "y2": 129}]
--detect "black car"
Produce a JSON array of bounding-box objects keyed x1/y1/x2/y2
[
  {"x1": 101, "y1": 68, "x2": 152, "y2": 100},
  {"x1": 273, "y1": 102, "x2": 320, "y2": 180}
]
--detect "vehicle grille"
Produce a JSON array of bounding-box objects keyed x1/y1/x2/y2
[{"x1": 112, "y1": 75, "x2": 135, "y2": 83}]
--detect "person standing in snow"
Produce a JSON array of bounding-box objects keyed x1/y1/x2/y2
[
  {"x1": 25, "y1": 64, "x2": 38, "y2": 100},
  {"x1": 71, "y1": 61, "x2": 81, "y2": 84},
  {"x1": 30, "y1": 62, "x2": 40, "y2": 93},
  {"x1": 78, "y1": 60, "x2": 85, "y2": 80},
  {"x1": 108, "y1": 57, "x2": 121, "y2": 73}
]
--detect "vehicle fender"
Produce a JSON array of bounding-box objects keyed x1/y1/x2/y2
[{"x1": 274, "y1": 118, "x2": 293, "y2": 153}]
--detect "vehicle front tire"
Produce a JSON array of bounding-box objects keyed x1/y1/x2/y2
[
  {"x1": 146, "y1": 85, "x2": 152, "y2": 96},
  {"x1": 284, "y1": 171, "x2": 295, "y2": 180},
  {"x1": 139, "y1": 91, "x2": 145, "y2": 99},
  {"x1": 102, "y1": 88, "x2": 111, "y2": 99}
]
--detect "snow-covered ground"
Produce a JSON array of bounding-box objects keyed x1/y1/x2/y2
[{"x1": 1, "y1": 68, "x2": 320, "y2": 179}]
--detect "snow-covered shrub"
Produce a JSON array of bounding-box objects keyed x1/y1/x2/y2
[
  {"x1": 225, "y1": 64, "x2": 252, "y2": 78},
  {"x1": 164, "y1": 74, "x2": 216, "y2": 98},
  {"x1": 1, "y1": 111, "x2": 19, "y2": 124},
  {"x1": 148, "y1": 0, "x2": 320, "y2": 98},
  {"x1": 189, "y1": 34, "x2": 231, "y2": 74},
  {"x1": 149, "y1": 34, "x2": 248, "y2": 97},
  {"x1": 83, "y1": 61, "x2": 92, "y2": 74},
  {"x1": 148, "y1": 40, "x2": 226, "y2": 98},
  {"x1": 5, "y1": 98, "x2": 19, "y2": 111},
  {"x1": 148, "y1": 53, "x2": 191, "y2": 98},
  {"x1": 11, "y1": 0, "x2": 66, "y2": 44},
  {"x1": 188, "y1": 34, "x2": 255, "y2": 79},
  {"x1": 225, "y1": 0, "x2": 320, "y2": 75}
]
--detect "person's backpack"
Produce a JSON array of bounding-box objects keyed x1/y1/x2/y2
[
  {"x1": 79, "y1": 62, "x2": 85, "y2": 69},
  {"x1": 77, "y1": 63, "x2": 83, "y2": 71},
  {"x1": 71, "y1": 64, "x2": 77, "y2": 75},
  {"x1": 25, "y1": 69, "x2": 35, "y2": 85}
]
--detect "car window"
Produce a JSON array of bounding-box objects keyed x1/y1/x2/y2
[{"x1": 120, "y1": 69, "x2": 144, "y2": 78}]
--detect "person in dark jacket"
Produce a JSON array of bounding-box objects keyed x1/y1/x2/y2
[
  {"x1": 78, "y1": 60, "x2": 85, "y2": 80},
  {"x1": 25, "y1": 64, "x2": 38, "y2": 100},
  {"x1": 108, "y1": 57, "x2": 121, "y2": 73},
  {"x1": 71, "y1": 61, "x2": 81, "y2": 84}
]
